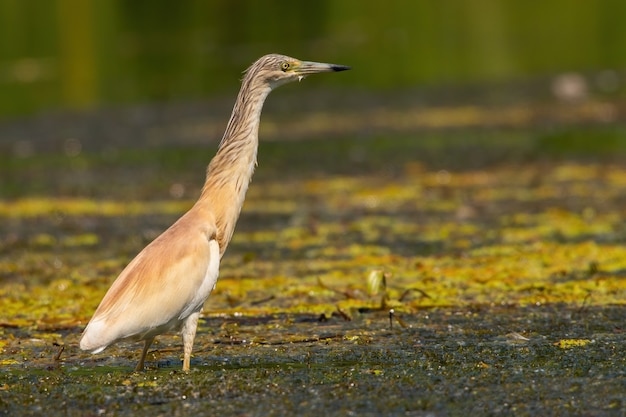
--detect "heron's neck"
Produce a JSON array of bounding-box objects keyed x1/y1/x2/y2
[
  {"x1": 199, "y1": 79, "x2": 272, "y2": 249},
  {"x1": 204, "y1": 79, "x2": 271, "y2": 192}
]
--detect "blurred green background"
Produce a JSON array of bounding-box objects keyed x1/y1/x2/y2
[
  {"x1": 2, "y1": 4, "x2": 626, "y2": 415},
  {"x1": 1, "y1": 0, "x2": 625, "y2": 118}
]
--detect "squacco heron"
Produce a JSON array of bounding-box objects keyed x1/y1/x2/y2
[{"x1": 79, "y1": 54, "x2": 350, "y2": 371}]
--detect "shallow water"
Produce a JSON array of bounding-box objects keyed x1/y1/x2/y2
[
  {"x1": 1, "y1": 306, "x2": 625, "y2": 416},
  {"x1": 1, "y1": 105, "x2": 626, "y2": 415}
]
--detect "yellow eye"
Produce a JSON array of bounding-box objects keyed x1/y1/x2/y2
[{"x1": 281, "y1": 62, "x2": 291, "y2": 71}]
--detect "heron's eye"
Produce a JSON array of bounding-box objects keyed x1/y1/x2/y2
[{"x1": 281, "y1": 62, "x2": 291, "y2": 72}]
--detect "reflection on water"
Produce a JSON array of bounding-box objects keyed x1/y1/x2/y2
[{"x1": 0, "y1": 0, "x2": 625, "y2": 118}]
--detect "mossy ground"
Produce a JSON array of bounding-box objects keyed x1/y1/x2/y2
[{"x1": 1, "y1": 125, "x2": 626, "y2": 416}]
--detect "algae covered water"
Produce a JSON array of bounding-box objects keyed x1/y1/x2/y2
[{"x1": 1, "y1": 118, "x2": 626, "y2": 415}]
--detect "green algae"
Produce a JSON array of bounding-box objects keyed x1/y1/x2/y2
[
  {"x1": 1, "y1": 307, "x2": 625, "y2": 416},
  {"x1": 1, "y1": 127, "x2": 626, "y2": 416}
]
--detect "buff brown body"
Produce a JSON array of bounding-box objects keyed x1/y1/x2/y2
[{"x1": 79, "y1": 54, "x2": 350, "y2": 371}]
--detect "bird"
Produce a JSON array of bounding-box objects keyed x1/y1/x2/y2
[{"x1": 79, "y1": 54, "x2": 350, "y2": 371}]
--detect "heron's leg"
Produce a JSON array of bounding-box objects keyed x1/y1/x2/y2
[
  {"x1": 135, "y1": 336, "x2": 155, "y2": 371},
  {"x1": 182, "y1": 312, "x2": 200, "y2": 371}
]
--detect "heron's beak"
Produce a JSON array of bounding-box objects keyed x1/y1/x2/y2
[{"x1": 296, "y1": 60, "x2": 351, "y2": 76}]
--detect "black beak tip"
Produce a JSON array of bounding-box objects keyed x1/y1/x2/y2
[{"x1": 331, "y1": 64, "x2": 351, "y2": 72}]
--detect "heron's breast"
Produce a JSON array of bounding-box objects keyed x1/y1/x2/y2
[{"x1": 179, "y1": 239, "x2": 220, "y2": 319}]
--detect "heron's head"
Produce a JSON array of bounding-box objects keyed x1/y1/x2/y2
[{"x1": 244, "y1": 54, "x2": 350, "y2": 90}]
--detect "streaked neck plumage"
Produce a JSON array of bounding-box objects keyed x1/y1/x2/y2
[{"x1": 199, "y1": 70, "x2": 273, "y2": 253}]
